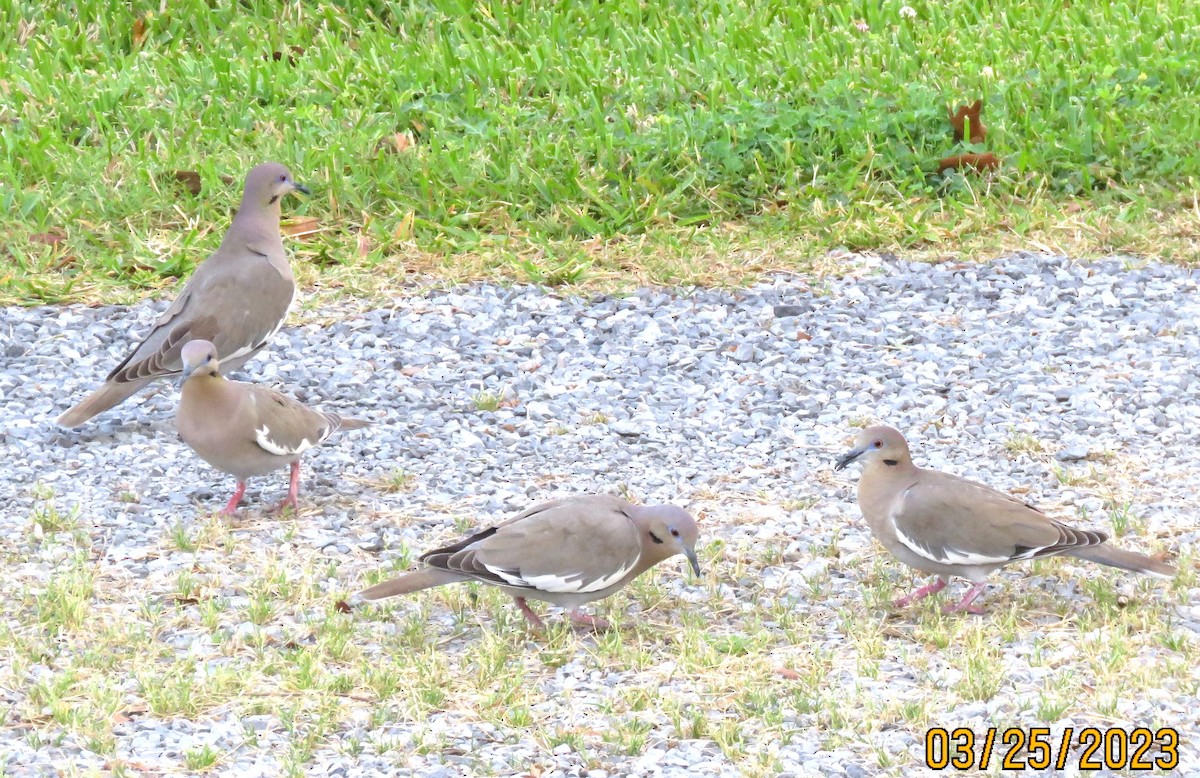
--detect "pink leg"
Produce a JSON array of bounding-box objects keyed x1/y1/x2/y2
[
  {"x1": 270, "y1": 461, "x2": 302, "y2": 514},
  {"x1": 567, "y1": 609, "x2": 611, "y2": 632},
  {"x1": 221, "y1": 482, "x2": 247, "y2": 515},
  {"x1": 893, "y1": 577, "x2": 947, "y2": 608},
  {"x1": 512, "y1": 597, "x2": 546, "y2": 630},
  {"x1": 943, "y1": 582, "x2": 989, "y2": 615}
]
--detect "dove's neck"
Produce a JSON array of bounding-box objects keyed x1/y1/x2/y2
[
  {"x1": 858, "y1": 458, "x2": 920, "y2": 518},
  {"x1": 227, "y1": 200, "x2": 284, "y2": 256}
]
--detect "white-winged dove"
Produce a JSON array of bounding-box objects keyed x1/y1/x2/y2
[
  {"x1": 175, "y1": 339, "x2": 368, "y2": 514},
  {"x1": 353, "y1": 495, "x2": 701, "y2": 630},
  {"x1": 57, "y1": 162, "x2": 307, "y2": 428},
  {"x1": 835, "y1": 424, "x2": 1175, "y2": 614}
]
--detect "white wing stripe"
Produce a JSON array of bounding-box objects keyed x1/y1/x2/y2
[
  {"x1": 255, "y1": 425, "x2": 315, "y2": 456},
  {"x1": 893, "y1": 517, "x2": 1053, "y2": 566},
  {"x1": 490, "y1": 568, "x2": 529, "y2": 588},
  {"x1": 485, "y1": 559, "x2": 637, "y2": 593}
]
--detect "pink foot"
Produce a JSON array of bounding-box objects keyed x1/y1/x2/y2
[
  {"x1": 567, "y1": 609, "x2": 611, "y2": 632},
  {"x1": 513, "y1": 597, "x2": 546, "y2": 630},
  {"x1": 893, "y1": 578, "x2": 947, "y2": 609},
  {"x1": 220, "y1": 482, "x2": 247, "y2": 515},
  {"x1": 270, "y1": 461, "x2": 302, "y2": 515},
  {"x1": 943, "y1": 582, "x2": 989, "y2": 615}
]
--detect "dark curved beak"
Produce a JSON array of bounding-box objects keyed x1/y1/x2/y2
[
  {"x1": 683, "y1": 546, "x2": 701, "y2": 577},
  {"x1": 292, "y1": 182, "x2": 311, "y2": 196},
  {"x1": 834, "y1": 446, "x2": 867, "y2": 471}
]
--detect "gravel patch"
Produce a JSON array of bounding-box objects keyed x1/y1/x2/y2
[{"x1": 0, "y1": 252, "x2": 1197, "y2": 776}]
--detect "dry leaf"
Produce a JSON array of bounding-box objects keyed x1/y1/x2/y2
[
  {"x1": 17, "y1": 19, "x2": 35, "y2": 46},
  {"x1": 334, "y1": 600, "x2": 353, "y2": 614},
  {"x1": 131, "y1": 15, "x2": 147, "y2": 48},
  {"x1": 219, "y1": 174, "x2": 235, "y2": 186},
  {"x1": 393, "y1": 211, "x2": 415, "y2": 241},
  {"x1": 30, "y1": 229, "x2": 65, "y2": 246},
  {"x1": 110, "y1": 704, "x2": 149, "y2": 725},
  {"x1": 376, "y1": 131, "x2": 416, "y2": 156},
  {"x1": 281, "y1": 216, "x2": 321, "y2": 239},
  {"x1": 266, "y1": 45, "x2": 305, "y2": 65},
  {"x1": 356, "y1": 234, "x2": 372, "y2": 258},
  {"x1": 947, "y1": 99, "x2": 987, "y2": 143},
  {"x1": 936, "y1": 152, "x2": 1000, "y2": 174},
  {"x1": 775, "y1": 667, "x2": 802, "y2": 680},
  {"x1": 172, "y1": 170, "x2": 202, "y2": 196}
]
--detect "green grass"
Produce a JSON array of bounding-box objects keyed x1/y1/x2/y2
[
  {"x1": 0, "y1": 496, "x2": 1192, "y2": 775},
  {"x1": 2, "y1": 0, "x2": 1199, "y2": 305}
]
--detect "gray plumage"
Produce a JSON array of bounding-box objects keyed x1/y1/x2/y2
[
  {"x1": 354, "y1": 495, "x2": 701, "y2": 630},
  {"x1": 176, "y1": 339, "x2": 368, "y2": 514},
  {"x1": 57, "y1": 162, "x2": 308, "y2": 427},
  {"x1": 835, "y1": 424, "x2": 1175, "y2": 613}
]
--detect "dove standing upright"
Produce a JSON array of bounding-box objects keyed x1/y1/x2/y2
[
  {"x1": 353, "y1": 495, "x2": 701, "y2": 630},
  {"x1": 835, "y1": 425, "x2": 1174, "y2": 614},
  {"x1": 57, "y1": 162, "x2": 308, "y2": 427},
  {"x1": 175, "y1": 340, "x2": 368, "y2": 514}
]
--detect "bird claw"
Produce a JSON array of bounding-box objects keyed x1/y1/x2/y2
[
  {"x1": 220, "y1": 483, "x2": 247, "y2": 514},
  {"x1": 513, "y1": 597, "x2": 547, "y2": 631},
  {"x1": 892, "y1": 579, "x2": 948, "y2": 609},
  {"x1": 270, "y1": 461, "x2": 303, "y2": 515},
  {"x1": 942, "y1": 582, "x2": 989, "y2": 615}
]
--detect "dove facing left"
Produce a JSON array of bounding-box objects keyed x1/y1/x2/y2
[
  {"x1": 176, "y1": 339, "x2": 368, "y2": 514},
  {"x1": 835, "y1": 424, "x2": 1175, "y2": 614}
]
